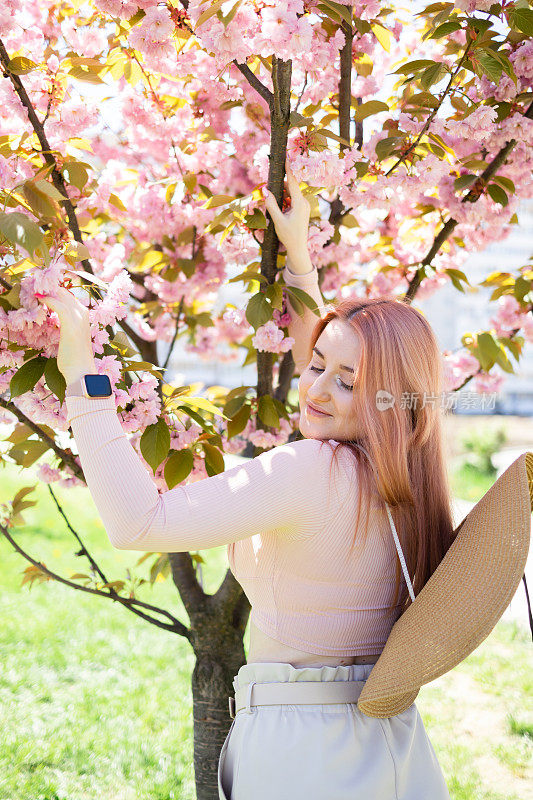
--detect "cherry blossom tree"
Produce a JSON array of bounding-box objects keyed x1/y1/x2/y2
[{"x1": 0, "y1": 0, "x2": 532, "y2": 796}]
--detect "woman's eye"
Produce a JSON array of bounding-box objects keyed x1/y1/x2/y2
[{"x1": 309, "y1": 365, "x2": 353, "y2": 391}]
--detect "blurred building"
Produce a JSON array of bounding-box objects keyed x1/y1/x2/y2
[{"x1": 417, "y1": 197, "x2": 533, "y2": 416}]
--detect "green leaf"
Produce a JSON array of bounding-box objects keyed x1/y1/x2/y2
[
  {"x1": 290, "y1": 110, "x2": 311, "y2": 129},
  {"x1": 485, "y1": 48, "x2": 518, "y2": 85},
  {"x1": 428, "y1": 20, "x2": 461, "y2": 38},
  {"x1": 221, "y1": 0, "x2": 242, "y2": 27},
  {"x1": 487, "y1": 184, "x2": 508, "y2": 207},
  {"x1": 465, "y1": 17, "x2": 492, "y2": 35},
  {"x1": 11, "y1": 439, "x2": 50, "y2": 468},
  {"x1": 7, "y1": 57, "x2": 37, "y2": 75},
  {"x1": 513, "y1": 276, "x2": 531, "y2": 303},
  {"x1": 228, "y1": 269, "x2": 268, "y2": 285},
  {"x1": 34, "y1": 179, "x2": 65, "y2": 202},
  {"x1": 475, "y1": 331, "x2": 513, "y2": 373},
  {"x1": 202, "y1": 194, "x2": 235, "y2": 209},
  {"x1": 164, "y1": 448, "x2": 194, "y2": 489},
  {"x1": 226, "y1": 401, "x2": 251, "y2": 439},
  {"x1": 195, "y1": 0, "x2": 227, "y2": 29},
  {"x1": 284, "y1": 285, "x2": 321, "y2": 316},
  {"x1": 317, "y1": 0, "x2": 352, "y2": 25},
  {"x1": 44, "y1": 358, "x2": 66, "y2": 403},
  {"x1": 257, "y1": 395, "x2": 280, "y2": 428},
  {"x1": 420, "y1": 63, "x2": 447, "y2": 90},
  {"x1": 352, "y1": 100, "x2": 389, "y2": 122},
  {"x1": 246, "y1": 292, "x2": 273, "y2": 329},
  {"x1": 11, "y1": 485, "x2": 37, "y2": 504},
  {"x1": 371, "y1": 23, "x2": 391, "y2": 52},
  {"x1": 444, "y1": 268, "x2": 470, "y2": 292},
  {"x1": 391, "y1": 59, "x2": 436, "y2": 75},
  {"x1": 477, "y1": 50, "x2": 503, "y2": 84},
  {"x1": 68, "y1": 66, "x2": 104, "y2": 84},
  {"x1": 224, "y1": 394, "x2": 246, "y2": 418},
  {"x1": 509, "y1": 8, "x2": 533, "y2": 36},
  {"x1": 140, "y1": 417, "x2": 171, "y2": 473},
  {"x1": 244, "y1": 209, "x2": 267, "y2": 229},
  {"x1": 444, "y1": 268, "x2": 471, "y2": 286},
  {"x1": 62, "y1": 161, "x2": 90, "y2": 190},
  {"x1": 109, "y1": 331, "x2": 138, "y2": 358},
  {"x1": 353, "y1": 162, "x2": 369, "y2": 179},
  {"x1": 109, "y1": 192, "x2": 126, "y2": 211},
  {"x1": 175, "y1": 395, "x2": 228, "y2": 417},
  {"x1": 22, "y1": 182, "x2": 60, "y2": 219},
  {"x1": 375, "y1": 136, "x2": 403, "y2": 161},
  {"x1": 491, "y1": 175, "x2": 515, "y2": 195},
  {"x1": 502, "y1": 337, "x2": 523, "y2": 362},
  {"x1": 9, "y1": 356, "x2": 47, "y2": 399},
  {"x1": 202, "y1": 442, "x2": 225, "y2": 476},
  {"x1": 454, "y1": 174, "x2": 477, "y2": 192},
  {"x1": 0, "y1": 211, "x2": 43, "y2": 256},
  {"x1": 265, "y1": 282, "x2": 283, "y2": 311}
]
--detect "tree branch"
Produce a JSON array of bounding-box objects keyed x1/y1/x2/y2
[
  {"x1": 257, "y1": 56, "x2": 292, "y2": 408},
  {"x1": 162, "y1": 294, "x2": 185, "y2": 371},
  {"x1": 385, "y1": 38, "x2": 474, "y2": 177},
  {"x1": 175, "y1": 0, "x2": 273, "y2": 106},
  {"x1": 0, "y1": 395, "x2": 85, "y2": 480},
  {"x1": 0, "y1": 39, "x2": 93, "y2": 274},
  {"x1": 47, "y1": 483, "x2": 114, "y2": 588},
  {"x1": 0, "y1": 519, "x2": 192, "y2": 636},
  {"x1": 234, "y1": 61, "x2": 274, "y2": 107},
  {"x1": 328, "y1": 20, "x2": 355, "y2": 233},
  {"x1": 403, "y1": 99, "x2": 533, "y2": 303}
]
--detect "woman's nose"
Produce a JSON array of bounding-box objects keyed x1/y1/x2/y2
[{"x1": 309, "y1": 374, "x2": 331, "y2": 399}]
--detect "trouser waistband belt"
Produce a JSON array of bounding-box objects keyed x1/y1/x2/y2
[{"x1": 229, "y1": 679, "x2": 366, "y2": 718}]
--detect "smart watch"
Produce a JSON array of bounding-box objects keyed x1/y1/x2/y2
[{"x1": 65, "y1": 373, "x2": 113, "y2": 399}]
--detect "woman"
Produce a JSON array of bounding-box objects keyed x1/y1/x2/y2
[{"x1": 36, "y1": 165, "x2": 453, "y2": 800}]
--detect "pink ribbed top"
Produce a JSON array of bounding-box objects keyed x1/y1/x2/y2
[{"x1": 62, "y1": 261, "x2": 409, "y2": 657}]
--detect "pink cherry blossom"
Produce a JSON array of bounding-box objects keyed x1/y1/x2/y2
[
  {"x1": 471, "y1": 370, "x2": 506, "y2": 395},
  {"x1": 443, "y1": 350, "x2": 480, "y2": 392},
  {"x1": 252, "y1": 321, "x2": 295, "y2": 354}
]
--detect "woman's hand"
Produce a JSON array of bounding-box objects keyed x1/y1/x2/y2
[
  {"x1": 264, "y1": 162, "x2": 311, "y2": 260},
  {"x1": 35, "y1": 286, "x2": 97, "y2": 385}
]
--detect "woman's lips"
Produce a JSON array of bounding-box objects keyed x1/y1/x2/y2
[{"x1": 306, "y1": 402, "x2": 332, "y2": 417}]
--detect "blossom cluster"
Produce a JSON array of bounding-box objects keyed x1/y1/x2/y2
[{"x1": 0, "y1": 0, "x2": 531, "y2": 490}]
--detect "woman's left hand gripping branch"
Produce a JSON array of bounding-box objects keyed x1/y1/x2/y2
[{"x1": 35, "y1": 285, "x2": 97, "y2": 385}]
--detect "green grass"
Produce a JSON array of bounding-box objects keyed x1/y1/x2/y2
[
  {"x1": 1, "y1": 461, "x2": 531, "y2": 800},
  {"x1": 449, "y1": 461, "x2": 497, "y2": 502}
]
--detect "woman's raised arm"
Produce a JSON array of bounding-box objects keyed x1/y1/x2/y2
[
  {"x1": 282, "y1": 258, "x2": 326, "y2": 375},
  {"x1": 34, "y1": 285, "x2": 336, "y2": 552},
  {"x1": 264, "y1": 163, "x2": 328, "y2": 375}
]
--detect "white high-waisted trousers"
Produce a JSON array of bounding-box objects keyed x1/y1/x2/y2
[{"x1": 218, "y1": 661, "x2": 450, "y2": 800}]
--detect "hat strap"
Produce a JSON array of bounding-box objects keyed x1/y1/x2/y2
[
  {"x1": 347, "y1": 441, "x2": 416, "y2": 603},
  {"x1": 384, "y1": 503, "x2": 416, "y2": 603}
]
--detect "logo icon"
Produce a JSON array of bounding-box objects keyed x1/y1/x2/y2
[{"x1": 376, "y1": 390, "x2": 395, "y2": 411}]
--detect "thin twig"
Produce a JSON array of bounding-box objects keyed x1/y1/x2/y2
[
  {"x1": 403, "y1": 99, "x2": 533, "y2": 303},
  {"x1": 0, "y1": 520, "x2": 191, "y2": 635},
  {"x1": 0, "y1": 396, "x2": 84, "y2": 479}
]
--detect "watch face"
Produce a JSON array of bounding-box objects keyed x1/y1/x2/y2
[{"x1": 84, "y1": 374, "x2": 112, "y2": 397}]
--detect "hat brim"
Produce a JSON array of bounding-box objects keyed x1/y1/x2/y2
[{"x1": 357, "y1": 451, "x2": 532, "y2": 718}]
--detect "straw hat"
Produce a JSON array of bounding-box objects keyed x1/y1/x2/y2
[{"x1": 357, "y1": 451, "x2": 532, "y2": 719}]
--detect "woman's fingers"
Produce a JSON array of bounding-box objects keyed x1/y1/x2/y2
[
  {"x1": 263, "y1": 189, "x2": 284, "y2": 225},
  {"x1": 285, "y1": 163, "x2": 301, "y2": 199},
  {"x1": 35, "y1": 286, "x2": 88, "y2": 325}
]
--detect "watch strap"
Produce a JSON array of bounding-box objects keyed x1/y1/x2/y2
[
  {"x1": 65, "y1": 377, "x2": 86, "y2": 398},
  {"x1": 65, "y1": 373, "x2": 113, "y2": 399}
]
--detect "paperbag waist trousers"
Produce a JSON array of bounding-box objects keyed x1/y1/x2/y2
[{"x1": 218, "y1": 661, "x2": 450, "y2": 800}]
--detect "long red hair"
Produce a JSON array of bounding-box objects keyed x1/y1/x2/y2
[{"x1": 305, "y1": 294, "x2": 456, "y2": 616}]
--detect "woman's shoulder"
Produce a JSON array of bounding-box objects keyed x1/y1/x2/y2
[{"x1": 274, "y1": 437, "x2": 360, "y2": 483}]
